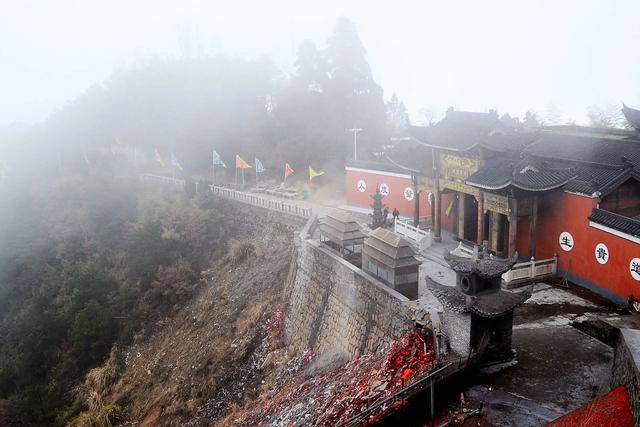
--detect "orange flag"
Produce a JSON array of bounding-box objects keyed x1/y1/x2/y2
[
  {"x1": 235, "y1": 155, "x2": 252, "y2": 169},
  {"x1": 284, "y1": 163, "x2": 295, "y2": 179}
]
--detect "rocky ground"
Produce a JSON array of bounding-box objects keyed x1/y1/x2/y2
[
  {"x1": 77, "y1": 235, "x2": 297, "y2": 426},
  {"x1": 460, "y1": 282, "x2": 635, "y2": 426}
]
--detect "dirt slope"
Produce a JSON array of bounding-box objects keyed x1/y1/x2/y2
[{"x1": 80, "y1": 236, "x2": 295, "y2": 426}]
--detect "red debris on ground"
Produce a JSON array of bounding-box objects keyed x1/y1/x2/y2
[
  {"x1": 240, "y1": 330, "x2": 436, "y2": 426},
  {"x1": 546, "y1": 385, "x2": 634, "y2": 427}
]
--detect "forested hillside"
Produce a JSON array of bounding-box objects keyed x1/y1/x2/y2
[
  {"x1": 0, "y1": 174, "x2": 233, "y2": 424},
  {"x1": 0, "y1": 17, "x2": 410, "y2": 425},
  {"x1": 3, "y1": 17, "x2": 408, "y2": 180}
]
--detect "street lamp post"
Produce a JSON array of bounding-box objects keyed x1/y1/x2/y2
[{"x1": 346, "y1": 128, "x2": 363, "y2": 160}]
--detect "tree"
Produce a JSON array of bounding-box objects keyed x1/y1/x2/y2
[
  {"x1": 523, "y1": 110, "x2": 541, "y2": 128},
  {"x1": 386, "y1": 93, "x2": 410, "y2": 135},
  {"x1": 417, "y1": 104, "x2": 442, "y2": 126},
  {"x1": 542, "y1": 102, "x2": 563, "y2": 125},
  {"x1": 586, "y1": 103, "x2": 627, "y2": 129}
]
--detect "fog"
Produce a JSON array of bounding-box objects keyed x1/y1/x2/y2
[{"x1": 3, "y1": 0, "x2": 640, "y2": 127}]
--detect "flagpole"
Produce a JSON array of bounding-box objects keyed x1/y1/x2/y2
[
  {"x1": 235, "y1": 166, "x2": 238, "y2": 187},
  {"x1": 212, "y1": 162, "x2": 215, "y2": 187},
  {"x1": 242, "y1": 168, "x2": 245, "y2": 187}
]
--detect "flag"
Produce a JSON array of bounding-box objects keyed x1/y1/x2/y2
[
  {"x1": 235, "y1": 155, "x2": 252, "y2": 169},
  {"x1": 155, "y1": 149, "x2": 165, "y2": 166},
  {"x1": 284, "y1": 163, "x2": 295, "y2": 179},
  {"x1": 212, "y1": 150, "x2": 226, "y2": 168},
  {"x1": 170, "y1": 152, "x2": 183, "y2": 170},
  {"x1": 309, "y1": 166, "x2": 325, "y2": 181},
  {"x1": 445, "y1": 199, "x2": 454, "y2": 217},
  {"x1": 255, "y1": 157, "x2": 265, "y2": 173}
]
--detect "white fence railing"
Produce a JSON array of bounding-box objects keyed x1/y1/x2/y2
[
  {"x1": 502, "y1": 255, "x2": 558, "y2": 285},
  {"x1": 394, "y1": 219, "x2": 432, "y2": 250},
  {"x1": 210, "y1": 185, "x2": 312, "y2": 219},
  {"x1": 140, "y1": 173, "x2": 186, "y2": 189}
]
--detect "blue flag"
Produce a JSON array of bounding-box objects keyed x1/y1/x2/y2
[
  {"x1": 170, "y1": 152, "x2": 183, "y2": 170},
  {"x1": 255, "y1": 157, "x2": 265, "y2": 173},
  {"x1": 213, "y1": 150, "x2": 227, "y2": 168}
]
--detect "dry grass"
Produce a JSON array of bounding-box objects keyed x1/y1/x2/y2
[{"x1": 225, "y1": 239, "x2": 256, "y2": 264}]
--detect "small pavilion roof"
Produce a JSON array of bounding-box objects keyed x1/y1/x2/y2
[
  {"x1": 443, "y1": 251, "x2": 517, "y2": 279},
  {"x1": 427, "y1": 280, "x2": 530, "y2": 318},
  {"x1": 363, "y1": 228, "x2": 420, "y2": 269},
  {"x1": 319, "y1": 211, "x2": 365, "y2": 246}
]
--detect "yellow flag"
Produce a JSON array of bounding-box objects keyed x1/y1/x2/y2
[{"x1": 309, "y1": 166, "x2": 325, "y2": 181}]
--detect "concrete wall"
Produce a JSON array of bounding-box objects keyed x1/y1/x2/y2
[{"x1": 286, "y1": 222, "x2": 415, "y2": 358}]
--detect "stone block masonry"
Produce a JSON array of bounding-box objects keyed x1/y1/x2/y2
[
  {"x1": 206, "y1": 191, "x2": 418, "y2": 360},
  {"x1": 286, "y1": 223, "x2": 416, "y2": 358}
]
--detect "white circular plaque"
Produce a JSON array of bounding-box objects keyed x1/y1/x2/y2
[
  {"x1": 427, "y1": 192, "x2": 434, "y2": 206},
  {"x1": 357, "y1": 179, "x2": 367, "y2": 192},
  {"x1": 379, "y1": 183, "x2": 390, "y2": 197},
  {"x1": 559, "y1": 232, "x2": 574, "y2": 252},
  {"x1": 630, "y1": 258, "x2": 640, "y2": 281},
  {"x1": 594, "y1": 243, "x2": 609, "y2": 265},
  {"x1": 403, "y1": 187, "x2": 415, "y2": 201}
]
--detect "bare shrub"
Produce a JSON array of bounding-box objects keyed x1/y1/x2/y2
[{"x1": 225, "y1": 240, "x2": 256, "y2": 264}]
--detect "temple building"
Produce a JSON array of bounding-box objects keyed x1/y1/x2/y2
[
  {"x1": 362, "y1": 227, "x2": 421, "y2": 299},
  {"x1": 428, "y1": 248, "x2": 530, "y2": 364},
  {"x1": 345, "y1": 105, "x2": 640, "y2": 306}
]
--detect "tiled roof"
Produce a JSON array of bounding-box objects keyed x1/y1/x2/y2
[
  {"x1": 525, "y1": 131, "x2": 640, "y2": 168},
  {"x1": 443, "y1": 251, "x2": 517, "y2": 278},
  {"x1": 407, "y1": 109, "x2": 524, "y2": 152},
  {"x1": 427, "y1": 280, "x2": 530, "y2": 318},
  {"x1": 588, "y1": 208, "x2": 640, "y2": 238},
  {"x1": 345, "y1": 159, "x2": 410, "y2": 175},
  {"x1": 466, "y1": 158, "x2": 576, "y2": 192},
  {"x1": 319, "y1": 211, "x2": 365, "y2": 245},
  {"x1": 363, "y1": 228, "x2": 420, "y2": 269}
]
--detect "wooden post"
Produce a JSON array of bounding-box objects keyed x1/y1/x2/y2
[
  {"x1": 490, "y1": 211, "x2": 499, "y2": 252},
  {"x1": 528, "y1": 196, "x2": 539, "y2": 258},
  {"x1": 414, "y1": 189, "x2": 420, "y2": 227},
  {"x1": 457, "y1": 193, "x2": 465, "y2": 240},
  {"x1": 476, "y1": 192, "x2": 484, "y2": 245},
  {"x1": 508, "y1": 198, "x2": 518, "y2": 257},
  {"x1": 434, "y1": 190, "x2": 442, "y2": 242}
]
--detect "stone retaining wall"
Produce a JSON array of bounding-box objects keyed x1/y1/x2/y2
[
  {"x1": 611, "y1": 328, "x2": 640, "y2": 425},
  {"x1": 286, "y1": 222, "x2": 415, "y2": 358}
]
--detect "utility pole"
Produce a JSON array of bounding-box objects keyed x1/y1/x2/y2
[{"x1": 346, "y1": 128, "x2": 363, "y2": 160}]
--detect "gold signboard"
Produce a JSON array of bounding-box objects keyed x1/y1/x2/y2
[
  {"x1": 440, "y1": 178, "x2": 480, "y2": 197},
  {"x1": 483, "y1": 193, "x2": 510, "y2": 215},
  {"x1": 440, "y1": 153, "x2": 480, "y2": 180},
  {"x1": 418, "y1": 176, "x2": 437, "y2": 194}
]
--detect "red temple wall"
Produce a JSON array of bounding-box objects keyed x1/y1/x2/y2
[
  {"x1": 345, "y1": 167, "x2": 427, "y2": 218},
  {"x1": 534, "y1": 191, "x2": 640, "y2": 302}
]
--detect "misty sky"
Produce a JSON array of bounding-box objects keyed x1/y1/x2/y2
[{"x1": 2, "y1": 0, "x2": 640, "y2": 127}]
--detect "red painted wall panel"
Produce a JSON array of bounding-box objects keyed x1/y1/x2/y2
[
  {"x1": 535, "y1": 192, "x2": 640, "y2": 302},
  {"x1": 345, "y1": 168, "x2": 430, "y2": 218}
]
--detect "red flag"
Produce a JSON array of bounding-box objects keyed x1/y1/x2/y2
[
  {"x1": 235, "y1": 155, "x2": 252, "y2": 169},
  {"x1": 155, "y1": 149, "x2": 165, "y2": 166},
  {"x1": 284, "y1": 163, "x2": 294, "y2": 179}
]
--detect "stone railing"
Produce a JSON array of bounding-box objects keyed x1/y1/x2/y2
[
  {"x1": 502, "y1": 255, "x2": 558, "y2": 285},
  {"x1": 394, "y1": 219, "x2": 432, "y2": 250},
  {"x1": 210, "y1": 185, "x2": 312, "y2": 219},
  {"x1": 140, "y1": 173, "x2": 186, "y2": 189}
]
